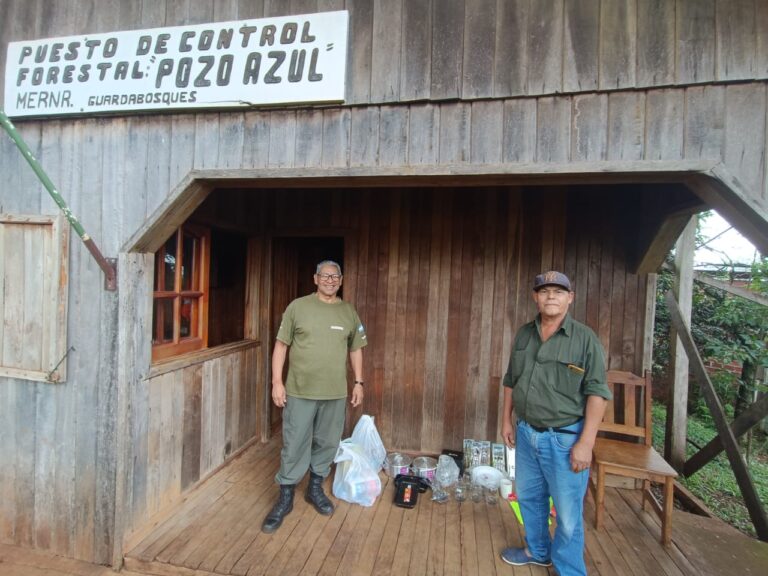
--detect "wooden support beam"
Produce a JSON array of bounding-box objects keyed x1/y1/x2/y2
[
  {"x1": 665, "y1": 291, "x2": 768, "y2": 541},
  {"x1": 693, "y1": 272, "x2": 768, "y2": 307},
  {"x1": 684, "y1": 394, "x2": 768, "y2": 477},
  {"x1": 666, "y1": 217, "x2": 695, "y2": 471}
]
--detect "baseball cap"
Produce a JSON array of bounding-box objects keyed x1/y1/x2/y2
[{"x1": 533, "y1": 271, "x2": 572, "y2": 292}]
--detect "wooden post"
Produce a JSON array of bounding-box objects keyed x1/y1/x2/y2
[
  {"x1": 665, "y1": 216, "x2": 696, "y2": 471},
  {"x1": 665, "y1": 291, "x2": 768, "y2": 541}
]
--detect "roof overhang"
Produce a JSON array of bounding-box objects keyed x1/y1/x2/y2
[{"x1": 123, "y1": 160, "x2": 767, "y2": 272}]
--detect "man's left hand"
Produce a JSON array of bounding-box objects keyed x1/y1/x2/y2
[
  {"x1": 350, "y1": 383, "x2": 364, "y2": 407},
  {"x1": 570, "y1": 440, "x2": 593, "y2": 472}
]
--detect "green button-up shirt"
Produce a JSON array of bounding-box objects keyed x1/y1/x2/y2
[{"x1": 502, "y1": 314, "x2": 611, "y2": 428}]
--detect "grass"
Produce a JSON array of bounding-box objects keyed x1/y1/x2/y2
[{"x1": 651, "y1": 403, "x2": 768, "y2": 538}]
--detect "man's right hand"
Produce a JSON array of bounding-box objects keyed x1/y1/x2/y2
[
  {"x1": 502, "y1": 421, "x2": 516, "y2": 448},
  {"x1": 271, "y1": 382, "x2": 287, "y2": 407}
]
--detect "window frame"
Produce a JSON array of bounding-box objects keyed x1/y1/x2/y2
[{"x1": 151, "y1": 224, "x2": 210, "y2": 362}]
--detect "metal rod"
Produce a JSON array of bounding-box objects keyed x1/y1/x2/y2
[{"x1": 0, "y1": 109, "x2": 117, "y2": 290}]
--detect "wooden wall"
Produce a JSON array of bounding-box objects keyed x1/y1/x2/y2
[
  {"x1": 252, "y1": 185, "x2": 648, "y2": 454},
  {"x1": 1, "y1": 0, "x2": 767, "y2": 108},
  {"x1": 123, "y1": 344, "x2": 260, "y2": 540},
  {"x1": 0, "y1": 0, "x2": 766, "y2": 567}
]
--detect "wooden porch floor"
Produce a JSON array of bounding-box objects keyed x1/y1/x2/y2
[{"x1": 123, "y1": 435, "x2": 766, "y2": 576}]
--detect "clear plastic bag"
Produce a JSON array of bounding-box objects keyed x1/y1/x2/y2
[
  {"x1": 332, "y1": 439, "x2": 382, "y2": 507},
  {"x1": 436, "y1": 454, "x2": 460, "y2": 487},
  {"x1": 350, "y1": 415, "x2": 387, "y2": 472}
]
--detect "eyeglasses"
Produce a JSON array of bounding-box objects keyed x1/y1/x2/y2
[
  {"x1": 538, "y1": 288, "x2": 568, "y2": 296},
  {"x1": 317, "y1": 273, "x2": 342, "y2": 282}
]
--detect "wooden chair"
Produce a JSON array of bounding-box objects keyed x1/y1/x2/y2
[{"x1": 589, "y1": 370, "x2": 678, "y2": 546}]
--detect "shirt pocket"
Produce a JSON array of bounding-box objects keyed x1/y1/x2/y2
[{"x1": 556, "y1": 353, "x2": 585, "y2": 393}]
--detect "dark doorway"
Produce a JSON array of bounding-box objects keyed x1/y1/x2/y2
[{"x1": 269, "y1": 236, "x2": 345, "y2": 430}]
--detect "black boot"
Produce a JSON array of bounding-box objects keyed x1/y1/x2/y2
[
  {"x1": 305, "y1": 472, "x2": 334, "y2": 516},
  {"x1": 261, "y1": 484, "x2": 295, "y2": 533}
]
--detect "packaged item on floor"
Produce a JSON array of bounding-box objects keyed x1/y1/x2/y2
[
  {"x1": 333, "y1": 440, "x2": 382, "y2": 507},
  {"x1": 491, "y1": 442, "x2": 506, "y2": 474},
  {"x1": 393, "y1": 474, "x2": 430, "y2": 508}
]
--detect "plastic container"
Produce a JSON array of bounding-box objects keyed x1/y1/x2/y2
[
  {"x1": 411, "y1": 456, "x2": 438, "y2": 483},
  {"x1": 384, "y1": 452, "x2": 412, "y2": 477}
]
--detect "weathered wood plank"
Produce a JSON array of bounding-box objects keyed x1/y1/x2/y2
[
  {"x1": 676, "y1": 0, "x2": 716, "y2": 84},
  {"x1": 537, "y1": 97, "x2": 571, "y2": 163},
  {"x1": 268, "y1": 111, "x2": 297, "y2": 168},
  {"x1": 462, "y1": 0, "x2": 495, "y2": 99},
  {"x1": 607, "y1": 92, "x2": 645, "y2": 161},
  {"x1": 370, "y1": 0, "x2": 402, "y2": 102},
  {"x1": 494, "y1": 0, "x2": 528, "y2": 97},
  {"x1": 408, "y1": 104, "x2": 439, "y2": 165},
  {"x1": 572, "y1": 93, "x2": 608, "y2": 162},
  {"x1": 563, "y1": 0, "x2": 599, "y2": 93},
  {"x1": 347, "y1": 0, "x2": 374, "y2": 103},
  {"x1": 637, "y1": 0, "x2": 675, "y2": 87},
  {"x1": 502, "y1": 99, "x2": 536, "y2": 163},
  {"x1": 295, "y1": 109, "x2": 325, "y2": 168},
  {"x1": 349, "y1": 107, "x2": 380, "y2": 167},
  {"x1": 645, "y1": 90, "x2": 685, "y2": 161},
  {"x1": 430, "y1": 0, "x2": 463, "y2": 100},
  {"x1": 378, "y1": 107, "x2": 408, "y2": 167},
  {"x1": 469, "y1": 101, "x2": 503, "y2": 164},
  {"x1": 400, "y1": 0, "x2": 432, "y2": 101},
  {"x1": 684, "y1": 86, "x2": 725, "y2": 161},
  {"x1": 527, "y1": 0, "x2": 563, "y2": 95},
  {"x1": 716, "y1": 0, "x2": 757, "y2": 81},
  {"x1": 599, "y1": 0, "x2": 637, "y2": 89},
  {"x1": 438, "y1": 103, "x2": 470, "y2": 164},
  {"x1": 321, "y1": 109, "x2": 350, "y2": 168},
  {"x1": 723, "y1": 83, "x2": 767, "y2": 195}
]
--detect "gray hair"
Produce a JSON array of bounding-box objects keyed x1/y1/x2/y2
[{"x1": 316, "y1": 260, "x2": 342, "y2": 275}]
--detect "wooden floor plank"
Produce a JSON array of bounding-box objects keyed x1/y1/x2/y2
[
  {"x1": 297, "y1": 500, "x2": 353, "y2": 575},
  {"x1": 472, "y1": 501, "x2": 496, "y2": 575},
  {"x1": 371, "y1": 502, "x2": 404, "y2": 576},
  {"x1": 314, "y1": 501, "x2": 364, "y2": 576},
  {"x1": 346, "y1": 478, "x2": 393, "y2": 576},
  {"x1": 426, "y1": 496, "x2": 447, "y2": 576},
  {"x1": 459, "y1": 502, "x2": 479, "y2": 576},
  {"x1": 406, "y1": 490, "x2": 434, "y2": 576},
  {"x1": 603, "y1": 489, "x2": 680, "y2": 576},
  {"x1": 388, "y1": 501, "x2": 419, "y2": 575},
  {"x1": 120, "y1": 437, "x2": 767, "y2": 576}
]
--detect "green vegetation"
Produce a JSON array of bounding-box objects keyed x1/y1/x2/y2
[{"x1": 651, "y1": 403, "x2": 768, "y2": 537}]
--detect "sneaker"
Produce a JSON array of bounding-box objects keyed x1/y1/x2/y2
[{"x1": 500, "y1": 547, "x2": 552, "y2": 567}]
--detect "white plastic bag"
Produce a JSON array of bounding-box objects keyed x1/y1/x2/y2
[
  {"x1": 332, "y1": 440, "x2": 382, "y2": 506},
  {"x1": 350, "y1": 414, "x2": 386, "y2": 472}
]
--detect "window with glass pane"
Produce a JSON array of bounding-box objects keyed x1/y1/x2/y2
[{"x1": 152, "y1": 225, "x2": 210, "y2": 361}]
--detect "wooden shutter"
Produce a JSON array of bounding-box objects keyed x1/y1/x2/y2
[{"x1": 0, "y1": 214, "x2": 69, "y2": 382}]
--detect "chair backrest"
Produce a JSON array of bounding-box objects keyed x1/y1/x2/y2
[{"x1": 598, "y1": 370, "x2": 652, "y2": 446}]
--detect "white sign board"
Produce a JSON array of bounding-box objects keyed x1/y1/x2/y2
[{"x1": 4, "y1": 11, "x2": 348, "y2": 118}]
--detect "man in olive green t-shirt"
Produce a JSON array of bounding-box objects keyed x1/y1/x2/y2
[{"x1": 261, "y1": 260, "x2": 367, "y2": 534}]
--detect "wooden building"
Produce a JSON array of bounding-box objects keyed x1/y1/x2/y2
[{"x1": 0, "y1": 0, "x2": 766, "y2": 568}]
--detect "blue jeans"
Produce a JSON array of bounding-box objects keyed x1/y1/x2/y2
[{"x1": 516, "y1": 419, "x2": 589, "y2": 576}]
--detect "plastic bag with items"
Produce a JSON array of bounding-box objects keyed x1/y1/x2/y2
[
  {"x1": 350, "y1": 414, "x2": 387, "y2": 472},
  {"x1": 333, "y1": 439, "x2": 382, "y2": 507},
  {"x1": 431, "y1": 454, "x2": 461, "y2": 502}
]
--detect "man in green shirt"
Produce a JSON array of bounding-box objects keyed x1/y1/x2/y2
[
  {"x1": 261, "y1": 260, "x2": 367, "y2": 534},
  {"x1": 500, "y1": 271, "x2": 611, "y2": 576}
]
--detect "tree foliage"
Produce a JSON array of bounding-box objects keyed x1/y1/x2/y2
[{"x1": 653, "y1": 255, "x2": 768, "y2": 416}]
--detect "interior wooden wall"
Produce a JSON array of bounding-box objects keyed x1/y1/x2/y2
[{"x1": 250, "y1": 184, "x2": 648, "y2": 454}]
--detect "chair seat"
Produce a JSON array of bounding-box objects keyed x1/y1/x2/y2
[{"x1": 593, "y1": 437, "x2": 678, "y2": 479}]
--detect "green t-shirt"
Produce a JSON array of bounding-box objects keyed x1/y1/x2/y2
[
  {"x1": 502, "y1": 314, "x2": 611, "y2": 428},
  {"x1": 276, "y1": 293, "x2": 367, "y2": 400}
]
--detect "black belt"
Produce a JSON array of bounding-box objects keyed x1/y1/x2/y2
[{"x1": 526, "y1": 420, "x2": 582, "y2": 435}]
